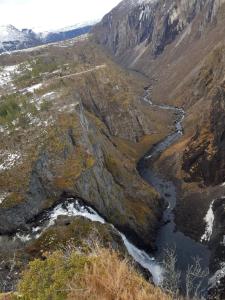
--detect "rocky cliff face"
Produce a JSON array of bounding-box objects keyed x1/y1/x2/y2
[
  {"x1": 182, "y1": 86, "x2": 225, "y2": 186},
  {"x1": 94, "y1": 0, "x2": 225, "y2": 63},
  {"x1": 171, "y1": 44, "x2": 225, "y2": 187},
  {"x1": 0, "y1": 37, "x2": 173, "y2": 250},
  {"x1": 94, "y1": 0, "x2": 225, "y2": 110}
]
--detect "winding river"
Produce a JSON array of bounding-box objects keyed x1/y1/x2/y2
[
  {"x1": 12, "y1": 88, "x2": 210, "y2": 293},
  {"x1": 138, "y1": 89, "x2": 210, "y2": 290}
]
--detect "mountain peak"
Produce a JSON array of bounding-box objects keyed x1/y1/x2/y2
[
  {"x1": 0, "y1": 24, "x2": 17, "y2": 30},
  {"x1": 0, "y1": 24, "x2": 27, "y2": 42}
]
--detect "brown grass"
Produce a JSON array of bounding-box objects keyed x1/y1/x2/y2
[
  {"x1": 112, "y1": 134, "x2": 167, "y2": 162},
  {"x1": 67, "y1": 248, "x2": 171, "y2": 300}
]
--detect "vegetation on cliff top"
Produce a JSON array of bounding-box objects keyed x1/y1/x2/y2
[{"x1": 16, "y1": 246, "x2": 170, "y2": 300}]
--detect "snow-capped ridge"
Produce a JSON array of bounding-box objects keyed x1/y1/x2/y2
[
  {"x1": 39, "y1": 20, "x2": 98, "y2": 38},
  {"x1": 0, "y1": 22, "x2": 94, "y2": 53},
  {"x1": 0, "y1": 24, "x2": 28, "y2": 42}
]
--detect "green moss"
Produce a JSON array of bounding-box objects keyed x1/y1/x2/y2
[{"x1": 25, "y1": 218, "x2": 121, "y2": 259}]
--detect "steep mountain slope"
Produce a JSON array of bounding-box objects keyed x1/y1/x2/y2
[
  {"x1": 1, "y1": 0, "x2": 225, "y2": 297},
  {"x1": 94, "y1": 0, "x2": 225, "y2": 298},
  {"x1": 94, "y1": 0, "x2": 225, "y2": 102},
  {"x1": 0, "y1": 36, "x2": 175, "y2": 253},
  {"x1": 94, "y1": 0, "x2": 225, "y2": 60}
]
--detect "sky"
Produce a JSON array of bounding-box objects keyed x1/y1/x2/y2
[{"x1": 0, "y1": 0, "x2": 122, "y2": 32}]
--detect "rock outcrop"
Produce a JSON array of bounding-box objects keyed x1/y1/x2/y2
[{"x1": 0, "y1": 38, "x2": 172, "y2": 250}]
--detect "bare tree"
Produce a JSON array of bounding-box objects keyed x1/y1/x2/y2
[
  {"x1": 0, "y1": 253, "x2": 17, "y2": 292},
  {"x1": 185, "y1": 257, "x2": 209, "y2": 299},
  {"x1": 0, "y1": 238, "x2": 23, "y2": 293},
  {"x1": 160, "y1": 247, "x2": 209, "y2": 300},
  {"x1": 160, "y1": 247, "x2": 181, "y2": 297}
]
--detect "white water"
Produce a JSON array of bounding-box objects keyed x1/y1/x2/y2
[
  {"x1": 138, "y1": 89, "x2": 210, "y2": 294},
  {"x1": 47, "y1": 201, "x2": 105, "y2": 226},
  {"x1": 201, "y1": 200, "x2": 215, "y2": 242},
  {"x1": 15, "y1": 199, "x2": 163, "y2": 284},
  {"x1": 119, "y1": 232, "x2": 163, "y2": 284}
]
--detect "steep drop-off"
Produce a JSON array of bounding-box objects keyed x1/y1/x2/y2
[
  {"x1": 94, "y1": 0, "x2": 225, "y2": 297},
  {"x1": 0, "y1": 37, "x2": 175, "y2": 251}
]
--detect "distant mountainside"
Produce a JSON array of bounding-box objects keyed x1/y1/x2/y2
[
  {"x1": 94, "y1": 0, "x2": 225, "y2": 69},
  {"x1": 0, "y1": 23, "x2": 95, "y2": 53},
  {"x1": 0, "y1": 25, "x2": 40, "y2": 53},
  {"x1": 39, "y1": 25, "x2": 93, "y2": 44}
]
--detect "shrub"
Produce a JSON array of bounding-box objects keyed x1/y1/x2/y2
[
  {"x1": 18, "y1": 250, "x2": 89, "y2": 300},
  {"x1": 14, "y1": 58, "x2": 59, "y2": 89},
  {"x1": 0, "y1": 95, "x2": 20, "y2": 124},
  {"x1": 0, "y1": 93, "x2": 38, "y2": 127},
  {"x1": 17, "y1": 246, "x2": 170, "y2": 300}
]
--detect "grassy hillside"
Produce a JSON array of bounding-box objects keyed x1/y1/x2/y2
[{"x1": 10, "y1": 245, "x2": 170, "y2": 300}]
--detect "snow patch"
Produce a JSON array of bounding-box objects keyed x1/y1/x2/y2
[
  {"x1": 130, "y1": 0, "x2": 157, "y2": 6},
  {"x1": 0, "y1": 64, "x2": 20, "y2": 88},
  {"x1": 28, "y1": 115, "x2": 54, "y2": 128},
  {"x1": 0, "y1": 25, "x2": 27, "y2": 43},
  {"x1": 41, "y1": 91, "x2": 56, "y2": 99},
  {"x1": 38, "y1": 20, "x2": 97, "y2": 37},
  {"x1": 59, "y1": 102, "x2": 79, "y2": 113},
  {"x1": 48, "y1": 202, "x2": 105, "y2": 227},
  {"x1": 27, "y1": 91, "x2": 57, "y2": 111},
  {"x1": 170, "y1": 8, "x2": 179, "y2": 24},
  {"x1": 0, "y1": 192, "x2": 9, "y2": 204},
  {"x1": 201, "y1": 200, "x2": 215, "y2": 242},
  {"x1": 15, "y1": 200, "x2": 105, "y2": 242},
  {"x1": 15, "y1": 199, "x2": 163, "y2": 284},
  {"x1": 25, "y1": 83, "x2": 43, "y2": 93},
  {"x1": 16, "y1": 233, "x2": 32, "y2": 243},
  {"x1": 0, "y1": 151, "x2": 21, "y2": 171}
]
